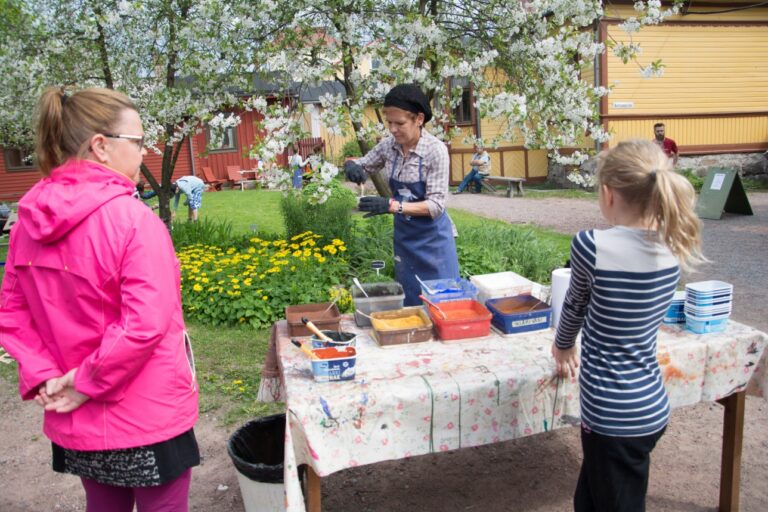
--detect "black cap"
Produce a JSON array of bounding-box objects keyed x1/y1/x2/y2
[{"x1": 384, "y1": 84, "x2": 432, "y2": 124}]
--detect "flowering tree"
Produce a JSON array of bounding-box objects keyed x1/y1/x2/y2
[
  {"x1": 0, "y1": 0, "x2": 280, "y2": 225},
  {"x1": 247, "y1": 0, "x2": 683, "y2": 196},
  {"x1": 0, "y1": 0, "x2": 682, "y2": 207}
]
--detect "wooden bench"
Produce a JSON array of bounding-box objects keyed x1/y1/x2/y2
[{"x1": 481, "y1": 176, "x2": 526, "y2": 197}]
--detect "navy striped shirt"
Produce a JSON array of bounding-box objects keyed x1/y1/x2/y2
[{"x1": 555, "y1": 228, "x2": 679, "y2": 437}]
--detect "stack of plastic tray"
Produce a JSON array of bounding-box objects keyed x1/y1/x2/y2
[
  {"x1": 418, "y1": 277, "x2": 478, "y2": 304},
  {"x1": 662, "y1": 291, "x2": 686, "y2": 324},
  {"x1": 684, "y1": 280, "x2": 733, "y2": 334}
]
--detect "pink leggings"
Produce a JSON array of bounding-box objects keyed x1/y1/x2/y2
[{"x1": 81, "y1": 469, "x2": 192, "y2": 512}]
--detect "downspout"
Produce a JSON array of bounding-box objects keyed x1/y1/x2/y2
[
  {"x1": 188, "y1": 135, "x2": 197, "y2": 177},
  {"x1": 594, "y1": 22, "x2": 602, "y2": 155}
]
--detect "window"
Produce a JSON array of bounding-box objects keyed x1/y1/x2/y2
[
  {"x1": 3, "y1": 148, "x2": 36, "y2": 171},
  {"x1": 206, "y1": 125, "x2": 237, "y2": 153},
  {"x1": 450, "y1": 77, "x2": 473, "y2": 125}
]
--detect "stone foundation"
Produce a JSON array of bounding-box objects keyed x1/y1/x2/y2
[{"x1": 548, "y1": 151, "x2": 768, "y2": 188}]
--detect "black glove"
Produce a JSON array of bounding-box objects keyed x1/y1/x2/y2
[
  {"x1": 344, "y1": 160, "x2": 367, "y2": 185},
  {"x1": 358, "y1": 196, "x2": 391, "y2": 218}
]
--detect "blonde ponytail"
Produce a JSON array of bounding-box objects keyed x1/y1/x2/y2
[
  {"x1": 34, "y1": 87, "x2": 137, "y2": 175},
  {"x1": 597, "y1": 139, "x2": 704, "y2": 270}
]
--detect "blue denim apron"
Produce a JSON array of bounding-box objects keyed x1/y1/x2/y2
[{"x1": 390, "y1": 153, "x2": 460, "y2": 306}]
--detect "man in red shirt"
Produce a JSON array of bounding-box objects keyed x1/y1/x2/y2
[{"x1": 653, "y1": 123, "x2": 678, "y2": 165}]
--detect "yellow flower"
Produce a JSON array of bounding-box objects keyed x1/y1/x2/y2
[
  {"x1": 262, "y1": 295, "x2": 269, "y2": 301},
  {"x1": 201, "y1": 277, "x2": 209, "y2": 283},
  {"x1": 239, "y1": 386, "x2": 246, "y2": 392},
  {"x1": 231, "y1": 278, "x2": 239, "y2": 284},
  {"x1": 292, "y1": 250, "x2": 302, "y2": 257},
  {"x1": 233, "y1": 379, "x2": 243, "y2": 385},
  {"x1": 338, "y1": 246, "x2": 346, "y2": 252},
  {"x1": 233, "y1": 284, "x2": 240, "y2": 290},
  {"x1": 192, "y1": 283, "x2": 203, "y2": 292},
  {"x1": 247, "y1": 247, "x2": 256, "y2": 254}
]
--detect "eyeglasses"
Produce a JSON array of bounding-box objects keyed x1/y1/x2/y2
[{"x1": 103, "y1": 133, "x2": 145, "y2": 148}]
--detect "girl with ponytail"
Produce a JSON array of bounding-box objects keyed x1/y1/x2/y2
[
  {"x1": 551, "y1": 139, "x2": 703, "y2": 512},
  {"x1": 1, "y1": 87, "x2": 200, "y2": 510}
]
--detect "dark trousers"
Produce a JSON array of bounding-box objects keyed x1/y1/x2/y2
[
  {"x1": 574, "y1": 425, "x2": 666, "y2": 512},
  {"x1": 456, "y1": 168, "x2": 484, "y2": 193}
]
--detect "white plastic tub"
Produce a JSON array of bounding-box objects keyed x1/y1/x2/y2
[{"x1": 470, "y1": 271, "x2": 535, "y2": 306}]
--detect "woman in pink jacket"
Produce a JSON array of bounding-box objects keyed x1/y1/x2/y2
[{"x1": 0, "y1": 87, "x2": 199, "y2": 511}]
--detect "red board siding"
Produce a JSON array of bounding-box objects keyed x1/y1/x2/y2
[
  {"x1": 0, "y1": 141, "x2": 194, "y2": 201},
  {"x1": 192, "y1": 109, "x2": 263, "y2": 180}
]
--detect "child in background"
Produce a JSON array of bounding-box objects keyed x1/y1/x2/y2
[
  {"x1": 551, "y1": 139, "x2": 704, "y2": 512},
  {"x1": 171, "y1": 175, "x2": 205, "y2": 221}
]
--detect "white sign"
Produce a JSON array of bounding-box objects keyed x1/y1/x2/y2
[
  {"x1": 612, "y1": 101, "x2": 634, "y2": 109},
  {"x1": 711, "y1": 173, "x2": 726, "y2": 191}
]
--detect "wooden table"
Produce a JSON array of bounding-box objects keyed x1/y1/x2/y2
[{"x1": 263, "y1": 316, "x2": 768, "y2": 511}]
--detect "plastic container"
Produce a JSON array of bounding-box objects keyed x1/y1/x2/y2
[
  {"x1": 426, "y1": 299, "x2": 492, "y2": 341},
  {"x1": 227, "y1": 414, "x2": 285, "y2": 512},
  {"x1": 419, "y1": 278, "x2": 478, "y2": 304},
  {"x1": 311, "y1": 346, "x2": 357, "y2": 382},
  {"x1": 470, "y1": 271, "x2": 535, "y2": 306},
  {"x1": 310, "y1": 330, "x2": 357, "y2": 349},
  {"x1": 486, "y1": 295, "x2": 552, "y2": 334},
  {"x1": 285, "y1": 302, "x2": 341, "y2": 336},
  {"x1": 370, "y1": 306, "x2": 434, "y2": 347},
  {"x1": 685, "y1": 315, "x2": 729, "y2": 334},
  {"x1": 352, "y1": 281, "x2": 405, "y2": 327}
]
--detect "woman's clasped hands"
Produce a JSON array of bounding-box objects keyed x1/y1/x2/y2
[{"x1": 34, "y1": 368, "x2": 90, "y2": 413}]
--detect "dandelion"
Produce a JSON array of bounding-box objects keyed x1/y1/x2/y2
[
  {"x1": 262, "y1": 295, "x2": 269, "y2": 301},
  {"x1": 193, "y1": 283, "x2": 203, "y2": 292}
]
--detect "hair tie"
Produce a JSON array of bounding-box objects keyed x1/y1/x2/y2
[
  {"x1": 649, "y1": 169, "x2": 657, "y2": 181},
  {"x1": 60, "y1": 93, "x2": 68, "y2": 106}
]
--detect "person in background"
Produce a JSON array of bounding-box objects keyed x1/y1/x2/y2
[
  {"x1": 453, "y1": 142, "x2": 491, "y2": 194},
  {"x1": 551, "y1": 139, "x2": 703, "y2": 512},
  {"x1": 288, "y1": 144, "x2": 307, "y2": 189},
  {"x1": 653, "y1": 122, "x2": 678, "y2": 165},
  {"x1": 344, "y1": 83, "x2": 460, "y2": 306},
  {"x1": 171, "y1": 174, "x2": 205, "y2": 221},
  {"x1": 0, "y1": 87, "x2": 199, "y2": 511}
]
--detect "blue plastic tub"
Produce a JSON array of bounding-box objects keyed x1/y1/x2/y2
[
  {"x1": 310, "y1": 347, "x2": 357, "y2": 382},
  {"x1": 685, "y1": 316, "x2": 728, "y2": 334},
  {"x1": 419, "y1": 278, "x2": 478, "y2": 304},
  {"x1": 486, "y1": 295, "x2": 552, "y2": 334}
]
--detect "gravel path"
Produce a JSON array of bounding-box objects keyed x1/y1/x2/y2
[{"x1": 448, "y1": 190, "x2": 768, "y2": 332}]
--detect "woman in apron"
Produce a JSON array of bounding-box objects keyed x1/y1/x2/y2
[{"x1": 345, "y1": 84, "x2": 460, "y2": 306}]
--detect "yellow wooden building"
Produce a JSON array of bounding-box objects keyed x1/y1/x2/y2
[{"x1": 599, "y1": 1, "x2": 768, "y2": 154}]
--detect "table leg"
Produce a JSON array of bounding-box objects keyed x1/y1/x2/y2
[
  {"x1": 305, "y1": 465, "x2": 322, "y2": 512},
  {"x1": 517, "y1": 181, "x2": 524, "y2": 197},
  {"x1": 717, "y1": 391, "x2": 745, "y2": 512},
  {"x1": 506, "y1": 183, "x2": 513, "y2": 198}
]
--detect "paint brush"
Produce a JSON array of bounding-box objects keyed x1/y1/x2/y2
[
  {"x1": 419, "y1": 295, "x2": 448, "y2": 320},
  {"x1": 301, "y1": 316, "x2": 334, "y2": 342},
  {"x1": 291, "y1": 339, "x2": 318, "y2": 359}
]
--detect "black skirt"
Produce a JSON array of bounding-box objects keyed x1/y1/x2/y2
[{"x1": 52, "y1": 428, "x2": 200, "y2": 487}]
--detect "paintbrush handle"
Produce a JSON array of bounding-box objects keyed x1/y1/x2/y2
[
  {"x1": 301, "y1": 316, "x2": 333, "y2": 341},
  {"x1": 291, "y1": 339, "x2": 318, "y2": 359}
]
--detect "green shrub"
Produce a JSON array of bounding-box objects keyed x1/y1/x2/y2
[
  {"x1": 677, "y1": 168, "x2": 704, "y2": 192},
  {"x1": 345, "y1": 215, "x2": 396, "y2": 282},
  {"x1": 280, "y1": 180, "x2": 357, "y2": 242},
  {"x1": 178, "y1": 231, "x2": 350, "y2": 327},
  {"x1": 455, "y1": 223, "x2": 567, "y2": 284},
  {"x1": 341, "y1": 139, "x2": 363, "y2": 159}
]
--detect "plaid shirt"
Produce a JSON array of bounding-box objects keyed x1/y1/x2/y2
[{"x1": 357, "y1": 130, "x2": 450, "y2": 219}]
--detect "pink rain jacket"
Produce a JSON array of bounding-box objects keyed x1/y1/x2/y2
[{"x1": 0, "y1": 160, "x2": 198, "y2": 451}]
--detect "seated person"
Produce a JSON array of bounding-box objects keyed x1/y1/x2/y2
[
  {"x1": 171, "y1": 175, "x2": 205, "y2": 221},
  {"x1": 454, "y1": 143, "x2": 490, "y2": 194}
]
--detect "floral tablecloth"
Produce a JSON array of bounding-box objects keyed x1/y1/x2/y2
[{"x1": 267, "y1": 316, "x2": 768, "y2": 512}]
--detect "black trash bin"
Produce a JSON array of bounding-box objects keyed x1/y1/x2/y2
[{"x1": 227, "y1": 413, "x2": 285, "y2": 512}]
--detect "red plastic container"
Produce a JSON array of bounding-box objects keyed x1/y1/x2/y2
[{"x1": 425, "y1": 299, "x2": 493, "y2": 341}]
